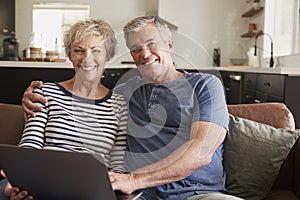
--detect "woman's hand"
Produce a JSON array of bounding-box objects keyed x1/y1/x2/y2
[{"x1": 1, "y1": 170, "x2": 34, "y2": 200}]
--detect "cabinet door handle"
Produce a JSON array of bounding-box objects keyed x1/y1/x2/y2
[{"x1": 263, "y1": 82, "x2": 271, "y2": 87}]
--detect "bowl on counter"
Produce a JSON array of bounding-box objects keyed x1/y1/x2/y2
[{"x1": 230, "y1": 58, "x2": 248, "y2": 66}]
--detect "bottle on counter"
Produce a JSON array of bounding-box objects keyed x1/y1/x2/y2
[
  {"x1": 213, "y1": 47, "x2": 221, "y2": 66},
  {"x1": 247, "y1": 47, "x2": 259, "y2": 67}
]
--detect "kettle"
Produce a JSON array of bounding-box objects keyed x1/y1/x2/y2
[
  {"x1": 3, "y1": 37, "x2": 19, "y2": 61},
  {"x1": 247, "y1": 47, "x2": 259, "y2": 67}
]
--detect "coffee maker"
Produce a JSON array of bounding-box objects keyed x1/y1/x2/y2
[{"x1": 2, "y1": 37, "x2": 19, "y2": 61}]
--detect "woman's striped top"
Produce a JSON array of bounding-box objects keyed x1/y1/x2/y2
[{"x1": 19, "y1": 82, "x2": 128, "y2": 172}]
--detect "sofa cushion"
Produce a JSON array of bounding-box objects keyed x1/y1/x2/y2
[{"x1": 224, "y1": 114, "x2": 300, "y2": 200}]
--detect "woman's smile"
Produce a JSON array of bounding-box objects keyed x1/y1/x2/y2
[{"x1": 79, "y1": 65, "x2": 97, "y2": 72}]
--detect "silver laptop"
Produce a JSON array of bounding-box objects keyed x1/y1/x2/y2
[{"x1": 0, "y1": 144, "x2": 142, "y2": 200}]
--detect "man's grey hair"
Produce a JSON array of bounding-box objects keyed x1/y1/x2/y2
[{"x1": 123, "y1": 16, "x2": 172, "y2": 47}]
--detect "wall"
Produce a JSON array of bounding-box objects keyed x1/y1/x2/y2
[
  {"x1": 15, "y1": 0, "x2": 260, "y2": 67},
  {"x1": 159, "y1": 0, "x2": 248, "y2": 67},
  {"x1": 277, "y1": 54, "x2": 300, "y2": 68}
]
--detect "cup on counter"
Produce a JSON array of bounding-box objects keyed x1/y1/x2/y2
[
  {"x1": 46, "y1": 50, "x2": 59, "y2": 60},
  {"x1": 30, "y1": 47, "x2": 42, "y2": 58}
]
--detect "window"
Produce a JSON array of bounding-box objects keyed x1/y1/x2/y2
[
  {"x1": 264, "y1": 0, "x2": 299, "y2": 57},
  {"x1": 32, "y1": 3, "x2": 90, "y2": 54}
]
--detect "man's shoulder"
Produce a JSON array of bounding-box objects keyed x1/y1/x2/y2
[{"x1": 183, "y1": 70, "x2": 221, "y2": 85}]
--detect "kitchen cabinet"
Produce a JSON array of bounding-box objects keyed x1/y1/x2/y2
[
  {"x1": 242, "y1": 73, "x2": 285, "y2": 104},
  {"x1": 0, "y1": 67, "x2": 74, "y2": 105},
  {"x1": 242, "y1": 73, "x2": 256, "y2": 103},
  {"x1": 255, "y1": 74, "x2": 284, "y2": 102},
  {"x1": 0, "y1": 66, "x2": 139, "y2": 105},
  {"x1": 221, "y1": 71, "x2": 243, "y2": 104},
  {"x1": 102, "y1": 68, "x2": 140, "y2": 89},
  {"x1": 241, "y1": 72, "x2": 300, "y2": 128}
]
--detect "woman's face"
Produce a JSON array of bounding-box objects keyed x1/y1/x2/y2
[{"x1": 70, "y1": 35, "x2": 108, "y2": 84}]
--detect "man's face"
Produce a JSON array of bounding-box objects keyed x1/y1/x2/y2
[{"x1": 126, "y1": 23, "x2": 174, "y2": 83}]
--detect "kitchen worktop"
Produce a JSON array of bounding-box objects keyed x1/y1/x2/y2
[
  {"x1": 1, "y1": 61, "x2": 300, "y2": 75},
  {"x1": 216, "y1": 66, "x2": 300, "y2": 76},
  {"x1": 0, "y1": 60, "x2": 73, "y2": 69}
]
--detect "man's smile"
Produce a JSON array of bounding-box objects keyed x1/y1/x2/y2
[{"x1": 141, "y1": 59, "x2": 158, "y2": 66}]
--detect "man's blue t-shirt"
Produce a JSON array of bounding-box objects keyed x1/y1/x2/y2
[{"x1": 114, "y1": 71, "x2": 229, "y2": 199}]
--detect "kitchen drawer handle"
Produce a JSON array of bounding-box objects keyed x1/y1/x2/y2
[
  {"x1": 229, "y1": 74, "x2": 242, "y2": 81},
  {"x1": 254, "y1": 99, "x2": 261, "y2": 103},
  {"x1": 263, "y1": 82, "x2": 271, "y2": 87}
]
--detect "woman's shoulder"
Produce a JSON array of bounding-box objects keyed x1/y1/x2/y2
[
  {"x1": 39, "y1": 82, "x2": 66, "y2": 95},
  {"x1": 110, "y1": 91, "x2": 126, "y2": 103},
  {"x1": 41, "y1": 82, "x2": 59, "y2": 89}
]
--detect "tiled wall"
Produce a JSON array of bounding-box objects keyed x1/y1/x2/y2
[{"x1": 159, "y1": 0, "x2": 250, "y2": 66}]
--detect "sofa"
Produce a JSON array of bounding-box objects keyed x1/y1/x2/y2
[{"x1": 0, "y1": 102, "x2": 299, "y2": 199}]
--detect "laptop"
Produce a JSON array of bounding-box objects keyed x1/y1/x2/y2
[{"x1": 0, "y1": 144, "x2": 142, "y2": 200}]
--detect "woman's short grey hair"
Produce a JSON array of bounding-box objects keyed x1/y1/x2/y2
[
  {"x1": 123, "y1": 16, "x2": 172, "y2": 47},
  {"x1": 64, "y1": 18, "x2": 117, "y2": 61}
]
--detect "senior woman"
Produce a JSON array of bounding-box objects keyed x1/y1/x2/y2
[{"x1": 0, "y1": 18, "x2": 128, "y2": 200}]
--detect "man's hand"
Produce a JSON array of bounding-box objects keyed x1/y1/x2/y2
[
  {"x1": 21, "y1": 80, "x2": 46, "y2": 122},
  {"x1": 1, "y1": 170, "x2": 33, "y2": 200},
  {"x1": 109, "y1": 171, "x2": 137, "y2": 194}
]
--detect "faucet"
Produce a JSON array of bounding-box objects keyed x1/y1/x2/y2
[{"x1": 254, "y1": 33, "x2": 274, "y2": 68}]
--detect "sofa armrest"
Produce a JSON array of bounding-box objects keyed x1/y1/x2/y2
[
  {"x1": 294, "y1": 137, "x2": 300, "y2": 198},
  {"x1": 265, "y1": 189, "x2": 299, "y2": 200},
  {"x1": 0, "y1": 103, "x2": 24, "y2": 145},
  {"x1": 227, "y1": 103, "x2": 295, "y2": 130}
]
